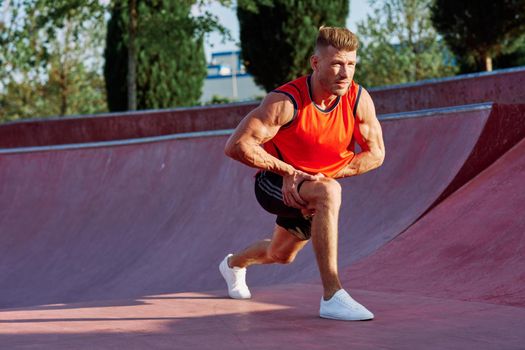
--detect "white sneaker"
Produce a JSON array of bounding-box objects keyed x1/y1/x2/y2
[
  {"x1": 320, "y1": 289, "x2": 374, "y2": 321},
  {"x1": 219, "y1": 254, "x2": 251, "y2": 299}
]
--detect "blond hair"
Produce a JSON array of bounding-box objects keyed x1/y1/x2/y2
[{"x1": 315, "y1": 26, "x2": 359, "y2": 52}]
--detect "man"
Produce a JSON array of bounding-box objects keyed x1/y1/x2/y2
[{"x1": 220, "y1": 26, "x2": 385, "y2": 321}]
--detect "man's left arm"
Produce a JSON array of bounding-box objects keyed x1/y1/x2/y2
[{"x1": 334, "y1": 88, "x2": 385, "y2": 178}]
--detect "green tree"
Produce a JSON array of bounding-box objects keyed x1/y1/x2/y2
[
  {"x1": 237, "y1": 0, "x2": 349, "y2": 92},
  {"x1": 494, "y1": 34, "x2": 525, "y2": 69},
  {"x1": 104, "y1": 0, "x2": 230, "y2": 111},
  {"x1": 431, "y1": 0, "x2": 525, "y2": 72},
  {"x1": 0, "y1": 0, "x2": 107, "y2": 122},
  {"x1": 354, "y1": 0, "x2": 457, "y2": 88}
]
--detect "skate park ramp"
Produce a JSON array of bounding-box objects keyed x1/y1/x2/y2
[
  {"x1": 345, "y1": 137, "x2": 525, "y2": 307},
  {"x1": 1, "y1": 101, "x2": 525, "y2": 348}
]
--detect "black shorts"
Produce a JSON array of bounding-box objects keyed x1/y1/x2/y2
[{"x1": 254, "y1": 171, "x2": 312, "y2": 240}]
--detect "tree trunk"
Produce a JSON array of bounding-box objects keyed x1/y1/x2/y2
[
  {"x1": 59, "y1": 66, "x2": 68, "y2": 116},
  {"x1": 485, "y1": 55, "x2": 493, "y2": 72},
  {"x1": 127, "y1": 0, "x2": 137, "y2": 111},
  {"x1": 60, "y1": 19, "x2": 72, "y2": 116}
]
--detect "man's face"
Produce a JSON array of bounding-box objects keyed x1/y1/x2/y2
[{"x1": 311, "y1": 46, "x2": 357, "y2": 96}]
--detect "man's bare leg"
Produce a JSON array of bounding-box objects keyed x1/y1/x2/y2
[
  {"x1": 220, "y1": 225, "x2": 308, "y2": 299},
  {"x1": 228, "y1": 177, "x2": 343, "y2": 299},
  {"x1": 296, "y1": 178, "x2": 373, "y2": 321},
  {"x1": 298, "y1": 178, "x2": 343, "y2": 300},
  {"x1": 228, "y1": 225, "x2": 309, "y2": 268},
  {"x1": 221, "y1": 177, "x2": 373, "y2": 319}
]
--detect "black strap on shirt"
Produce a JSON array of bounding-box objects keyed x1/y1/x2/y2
[{"x1": 353, "y1": 85, "x2": 363, "y2": 117}]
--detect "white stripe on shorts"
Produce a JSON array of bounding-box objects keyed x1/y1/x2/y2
[{"x1": 258, "y1": 177, "x2": 283, "y2": 201}]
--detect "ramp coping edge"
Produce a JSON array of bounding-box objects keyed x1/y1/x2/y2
[{"x1": 0, "y1": 103, "x2": 494, "y2": 155}]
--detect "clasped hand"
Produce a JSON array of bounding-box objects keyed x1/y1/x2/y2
[{"x1": 282, "y1": 170, "x2": 324, "y2": 212}]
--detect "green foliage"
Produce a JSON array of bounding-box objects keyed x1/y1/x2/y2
[
  {"x1": 431, "y1": 0, "x2": 525, "y2": 72},
  {"x1": 494, "y1": 34, "x2": 525, "y2": 69},
  {"x1": 0, "y1": 0, "x2": 107, "y2": 122},
  {"x1": 104, "y1": 0, "x2": 230, "y2": 111},
  {"x1": 137, "y1": 1, "x2": 206, "y2": 109},
  {"x1": 1, "y1": 58, "x2": 107, "y2": 122},
  {"x1": 207, "y1": 95, "x2": 234, "y2": 104},
  {"x1": 354, "y1": 0, "x2": 457, "y2": 88},
  {"x1": 237, "y1": 0, "x2": 349, "y2": 92}
]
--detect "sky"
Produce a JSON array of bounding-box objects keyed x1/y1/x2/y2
[{"x1": 203, "y1": 0, "x2": 372, "y2": 61}]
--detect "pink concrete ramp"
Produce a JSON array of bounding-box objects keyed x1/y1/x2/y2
[
  {"x1": 371, "y1": 66, "x2": 525, "y2": 114},
  {"x1": 1, "y1": 104, "x2": 524, "y2": 348},
  {"x1": 345, "y1": 137, "x2": 525, "y2": 308},
  {"x1": 0, "y1": 103, "x2": 498, "y2": 308}
]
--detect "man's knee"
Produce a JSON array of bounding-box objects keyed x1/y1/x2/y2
[
  {"x1": 267, "y1": 249, "x2": 297, "y2": 264},
  {"x1": 307, "y1": 179, "x2": 342, "y2": 207}
]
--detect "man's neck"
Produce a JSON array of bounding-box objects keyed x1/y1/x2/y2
[{"x1": 310, "y1": 73, "x2": 339, "y2": 110}]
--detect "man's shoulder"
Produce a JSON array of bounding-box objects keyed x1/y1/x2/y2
[
  {"x1": 271, "y1": 75, "x2": 309, "y2": 110},
  {"x1": 274, "y1": 75, "x2": 308, "y2": 92}
]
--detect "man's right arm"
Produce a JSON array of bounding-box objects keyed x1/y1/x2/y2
[
  {"x1": 225, "y1": 93, "x2": 322, "y2": 209},
  {"x1": 224, "y1": 93, "x2": 296, "y2": 176}
]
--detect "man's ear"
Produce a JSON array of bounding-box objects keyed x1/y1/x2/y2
[{"x1": 310, "y1": 55, "x2": 319, "y2": 72}]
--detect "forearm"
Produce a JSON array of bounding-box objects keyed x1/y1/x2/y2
[
  {"x1": 227, "y1": 142, "x2": 295, "y2": 176},
  {"x1": 334, "y1": 151, "x2": 384, "y2": 178}
]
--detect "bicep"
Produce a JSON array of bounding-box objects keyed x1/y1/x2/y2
[
  {"x1": 228, "y1": 110, "x2": 279, "y2": 148},
  {"x1": 354, "y1": 89, "x2": 384, "y2": 154},
  {"x1": 226, "y1": 93, "x2": 294, "y2": 149}
]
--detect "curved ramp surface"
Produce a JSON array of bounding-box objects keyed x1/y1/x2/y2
[
  {"x1": 0, "y1": 104, "x2": 500, "y2": 309},
  {"x1": 345, "y1": 137, "x2": 525, "y2": 307},
  {"x1": 1, "y1": 105, "x2": 524, "y2": 349}
]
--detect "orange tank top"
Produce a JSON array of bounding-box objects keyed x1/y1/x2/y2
[{"x1": 263, "y1": 75, "x2": 361, "y2": 178}]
